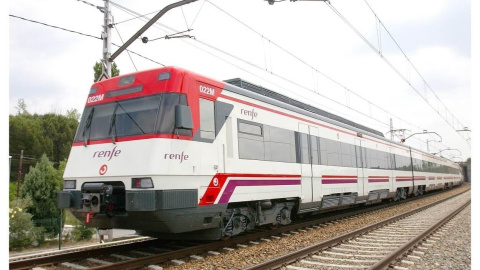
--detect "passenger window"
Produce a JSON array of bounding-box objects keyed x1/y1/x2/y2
[
  {"x1": 239, "y1": 122, "x2": 262, "y2": 136},
  {"x1": 238, "y1": 120, "x2": 265, "y2": 160},
  {"x1": 326, "y1": 139, "x2": 341, "y2": 166},
  {"x1": 200, "y1": 99, "x2": 215, "y2": 139}
]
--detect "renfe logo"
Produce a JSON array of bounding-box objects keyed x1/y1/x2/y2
[
  {"x1": 241, "y1": 108, "x2": 258, "y2": 120},
  {"x1": 164, "y1": 151, "x2": 189, "y2": 163},
  {"x1": 93, "y1": 146, "x2": 121, "y2": 161},
  {"x1": 199, "y1": 85, "x2": 215, "y2": 96}
]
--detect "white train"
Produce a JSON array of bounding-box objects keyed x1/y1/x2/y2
[{"x1": 58, "y1": 66, "x2": 463, "y2": 239}]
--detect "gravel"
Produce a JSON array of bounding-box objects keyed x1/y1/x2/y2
[
  {"x1": 155, "y1": 184, "x2": 470, "y2": 270},
  {"x1": 403, "y1": 203, "x2": 471, "y2": 270}
]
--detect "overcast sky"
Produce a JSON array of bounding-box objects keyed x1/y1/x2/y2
[{"x1": 6, "y1": 0, "x2": 475, "y2": 161}]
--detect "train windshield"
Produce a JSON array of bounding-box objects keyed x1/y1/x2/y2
[{"x1": 74, "y1": 93, "x2": 188, "y2": 143}]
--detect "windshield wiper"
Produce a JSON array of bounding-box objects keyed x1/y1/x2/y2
[
  {"x1": 82, "y1": 107, "x2": 95, "y2": 147},
  {"x1": 109, "y1": 104, "x2": 119, "y2": 144},
  {"x1": 116, "y1": 102, "x2": 146, "y2": 134}
]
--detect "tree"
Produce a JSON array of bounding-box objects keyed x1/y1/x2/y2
[
  {"x1": 9, "y1": 114, "x2": 51, "y2": 182},
  {"x1": 40, "y1": 114, "x2": 79, "y2": 165},
  {"x1": 66, "y1": 108, "x2": 81, "y2": 122},
  {"x1": 9, "y1": 113, "x2": 79, "y2": 182},
  {"x1": 15, "y1": 99, "x2": 29, "y2": 115},
  {"x1": 93, "y1": 61, "x2": 120, "y2": 82},
  {"x1": 20, "y1": 154, "x2": 63, "y2": 236},
  {"x1": 9, "y1": 197, "x2": 45, "y2": 249}
]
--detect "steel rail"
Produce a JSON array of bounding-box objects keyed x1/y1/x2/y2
[
  {"x1": 368, "y1": 199, "x2": 471, "y2": 270},
  {"x1": 241, "y1": 189, "x2": 470, "y2": 270},
  {"x1": 9, "y1": 238, "x2": 158, "y2": 270}
]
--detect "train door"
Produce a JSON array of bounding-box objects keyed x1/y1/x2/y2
[
  {"x1": 197, "y1": 98, "x2": 220, "y2": 175},
  {"x1": 212, "y1": 100, "x2": 234, "y2": 174},
  {"x1": 354, "y1": 139, "x2": 366, "y2": 197},
  {"x1": 298, "y1": 123, "x2": 321, "y2": 203},
  {"x1": 388, "y1": 147, "x2": 394, "y2": 192}
]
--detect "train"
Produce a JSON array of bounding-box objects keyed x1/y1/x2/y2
[{"x1": 58, "y1": 66, "x2": 463, "y2": 240}]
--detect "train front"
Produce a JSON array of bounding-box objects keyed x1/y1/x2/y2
[{"x1": 57, "y1": 67, "x2": 226, "y2": 239}]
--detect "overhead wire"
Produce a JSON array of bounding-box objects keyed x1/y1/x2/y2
[
  {"x1": 106, "y1": 0, "x2": 447, "y2": 151},
  {"x1": 108, "y1": 1, "x2": 395, "y2": 132},
  {"x1": 203, "y1": 1, "x2": 428, "y2": 133},
  {"x1": 326, "y1": 0, "x2": 470, "y2": 145},
  {"x1": 9, "y1": 14, "x2": 165, "y2": 67},
  {"x1": 189, "y1": 0, "x2": 206, "y2": 28},
  {"x1": 198, "y1": 2, "x2": 462, "y2": 154},
  {"x1": 195, "y1": 0, "x2": 467, "y2": 153},
  {"x1": 113, "y1": 24, "x2": 138, "y2": 71},
  {"x1": 9, "y1": 14, "x2": 101, "y2": 40}
]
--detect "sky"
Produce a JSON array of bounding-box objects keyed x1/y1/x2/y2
[{"x1": 6, "y1": 0, "x2": 474, "y2": 162}]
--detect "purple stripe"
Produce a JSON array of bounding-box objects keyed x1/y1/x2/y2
[
  {"x1": 218, "y1": 179, "x2": 301, "y2": 203},
  {"x1": 322, "y1": 179, "x2": 358, "y2": 184},
  {"x1": 368, "y1": 179, "x2": 389, "y2": 183}
]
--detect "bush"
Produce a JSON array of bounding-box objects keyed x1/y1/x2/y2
[
  {"x1": 9, "y1": 182, "x2": 18, "y2": 202},
  {"x1": 71, "y1": 225, "x2": 95, "y2": 242},
  {"x1": 20, "y1": 154, "x2": 63, "y2": 237},
  {"x1": 9, "y1": 198, "x2": 45, "y2": 249}
]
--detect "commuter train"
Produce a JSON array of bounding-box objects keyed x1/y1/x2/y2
[{"x1": 58, "y1": 66, "x2": 463, "y2": 240}]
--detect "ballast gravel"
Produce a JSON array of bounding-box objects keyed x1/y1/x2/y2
[
  {"x1": 150, "y1": 185, "x2": 470, "y2": 270},
  {"x1": 404, "y1": 204, "x2": 471, "y2": 270}
]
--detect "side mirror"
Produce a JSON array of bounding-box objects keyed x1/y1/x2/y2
[{"x1": 175, "y1": 105, "x2": 193, "y2": 130}]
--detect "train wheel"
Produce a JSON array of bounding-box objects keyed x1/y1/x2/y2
[
  {"x1": 416, "y1": 186, "x2": 425, "y2": 196},
  {"x1": 394, "y1": 188, "x2": 407, "y2": 201}
]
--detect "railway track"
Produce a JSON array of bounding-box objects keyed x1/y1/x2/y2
[
  {"x1": 10, "y1": 186, "x2": 469, "y2": 270},
  {"x1": 243, "y1": 189, "x2": 470, "y2": 270}
]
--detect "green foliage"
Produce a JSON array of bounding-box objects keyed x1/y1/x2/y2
[
  {"x1": 9, "y1": 113, "x2": 79, "y2": 182},
  {"x1": 9, "y1": 198, "x2": 45, "y2": 249},
  {"x1": 66, "y1": 108, "x2": 81, "y2": 121},
  {"x1": 15, "y1": 98, "x2": 29, "y2": 115},
  {"x1": 9, "y1": 114, "x2": 52, "y2": 163},
  {"x1": 71, "y1": 225, "x2": 95, "y2": 242},
  {"x1": 93, "y1": 61, "x2": 120, "y2": 82},
  {"x1": 40, "y1": 114, "x2": 79, "y2": 165},
  {"x1": 64, "y1": 210, "x2": 81, "y2": 225},
  {"x1": 10, "y1": 182, "x2": 18, "y2": 202},
  {"x1": 20, "y1": 154, "x2": 63, "y2": 236}
]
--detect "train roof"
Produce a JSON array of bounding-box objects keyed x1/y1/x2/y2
[{"x1": 224, "y1": 78, "x2": 385, "y2": 137}]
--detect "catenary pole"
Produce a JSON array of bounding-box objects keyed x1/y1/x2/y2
[
  {"x1": 101, "y1": 0, "x2": 112, "y2": 78},
  {"x1": 16, "y1": 150, "x2": 23, "y2": 199}
]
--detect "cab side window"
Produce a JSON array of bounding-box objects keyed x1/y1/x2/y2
[{"x1": 199, "y1": 98, "x2": 215, "y2": 140}]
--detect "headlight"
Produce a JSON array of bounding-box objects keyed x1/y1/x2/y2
[
  {"x1": 132, "y1": 177, "x2": 154, "y2": 188},
  {"x1": 64, "y1": 180, "x2": 76, "y2": 189}
]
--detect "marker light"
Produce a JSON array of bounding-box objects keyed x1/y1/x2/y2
[
  {"x1": 132, "y1": 177, "x2": 154, "y2": 188},
  {"x1": 64, "y1": 180, "x2": 76, "y2": 189}
]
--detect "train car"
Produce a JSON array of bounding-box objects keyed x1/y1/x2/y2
[{"x1": 58, "y1": 66, "x2": 463, "y2": 240}]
